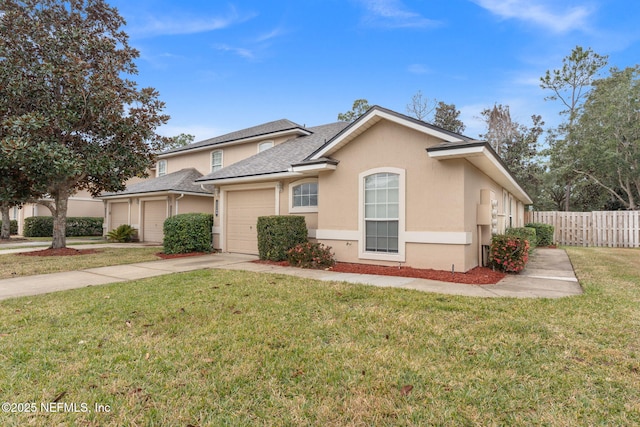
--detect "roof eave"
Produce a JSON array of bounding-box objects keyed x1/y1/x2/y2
[
  {"x1": 196, "y1": 171, "x2": 303, "y2": 186},
  {"x1": 427, "y1": 143, "x2": 533, "y2": 205}
]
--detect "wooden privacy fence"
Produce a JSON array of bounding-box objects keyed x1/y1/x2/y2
[{"x1": 525, "y1": 211, "x2": 640, "y2": 248}]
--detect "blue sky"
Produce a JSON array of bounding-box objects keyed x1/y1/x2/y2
[{"x1": 108, "y1": 0, "x2": 640, "y2": 141}]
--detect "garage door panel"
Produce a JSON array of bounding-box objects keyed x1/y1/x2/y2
[
  {"x1": 143, "y1": 200, "x2": 167, "y2": 243},
  {"x1": 226, "y1": 189, "x2": 275, "y2": 254}
]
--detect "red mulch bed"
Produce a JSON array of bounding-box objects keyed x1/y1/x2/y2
[
  {"x1": 155, "y1": 252, "x2": 209, "y2": 259},
  {"x1": 253, "y1": 260, "x2": 505, "y2": 284},
  {"x1": 18, "y1": 248, "x2": 100, "y2": 257}
]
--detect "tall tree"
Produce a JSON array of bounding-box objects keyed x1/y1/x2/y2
[
  {"x1": 433, "y1": 101, "x2": 465, "y2": 134},
  {"x1": 338, "y1": 99, "x2": 371, "y2": 122},
  {"x1": 0, "y1": 0, "x2": 169, "y2": 248},
  {"x1": 540, "y1": 46, "x2": 608, "y2": 210},
  {"x1": 160, "y1": 133, "x2": 195, "y2": 152},
  {"x1": 406, "y1": 90, "x2": 437, "y2": 121},
  {"x1": 480, "y1": 104, "x2": 545, "y2": 202},
  {"x1": 571, "y1": 66, "x2": 640, "y2": 209}
]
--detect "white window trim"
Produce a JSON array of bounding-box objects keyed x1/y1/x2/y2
[
  {"x1": 211, "y1": 150, "x2": 223, "y2": 172},
  {"x1": 257, "y1": 140, "x2": 274, "y2": 153},
  {"x1": 289, "y1": 178, "x2": 318, "y2": 213},
  {"x1": 358, "y1": 167, "x2": 406, "y2": 262},
  {"x1": 157, "y1": 160, "x2": 167, "y2": 177}
]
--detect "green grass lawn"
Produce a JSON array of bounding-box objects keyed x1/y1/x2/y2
[
  {"x1": 0, "y1": 247, "x2": 639, "y2": 425},
  {"x1": 0, "y1": 247, "x2": 162, "y2": 279}
]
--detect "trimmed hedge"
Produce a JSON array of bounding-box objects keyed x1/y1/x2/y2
[
  {"x1": 0, "y1": 220, "x2": 18, "y2": 235},
  {"x1": 23, "y1": 216, "x2": 103, "y2": 237},
  {"x1": 163, "y1": 213, "x2": 214, "y2": 254},
  {"x1": 505, "y1": 226, "x2": 537, "y2": 249},
  {"x1": 257, "y1": 215, "x2": 308, "y2": 261},
  {"x1": 525, "y1": 222, "x2": 555, "y2": 247}
]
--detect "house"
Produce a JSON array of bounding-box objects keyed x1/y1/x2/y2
[
  {"x1": 103, "y1": 106, "x2": 532, "y2": 272},
  {"x1": 12, "y1": 190, "x2": 104, "y2": 236}
]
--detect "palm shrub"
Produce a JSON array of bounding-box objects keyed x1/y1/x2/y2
[
  {"x1": 490, "y1": 234, "x2": 530, "y2": 273},
  {"x1": 107, "y1": 224, "x2": 138, "y2": 243},
  {"x1": 287, "y1": 242, "x2": 336, "y2": 269}
]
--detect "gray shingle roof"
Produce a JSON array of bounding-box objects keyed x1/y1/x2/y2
[
  {"x1": 101, "y1": 168, "x2": 212, "y2": 197},
  {"x1": 161, "y1": 119, "x2": 307, "y2": 155},
  {"x1": 196, "y1": 121, "x2": 350, "y2": 182}
]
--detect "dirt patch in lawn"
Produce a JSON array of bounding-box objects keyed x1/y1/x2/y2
[
  {"x1": 156, "y1": 252, "x2": 209, "y2": 259},
  {"x1": 254, "y1": 260, "x2": 505, "y2": 284},
  {"x1": 18, "y1": 248, "x2": 101, "y2": 257}
]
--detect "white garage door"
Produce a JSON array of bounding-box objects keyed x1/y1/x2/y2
[
  {"x1": 109, "y1": 202, "x2": 128, "y2": 231},
  {"x1": 143, "y1": 200, "x2": 167, "y2": 243},
  {"x1": 226, "y1": 188, "x2": 275, "y2": 254}
]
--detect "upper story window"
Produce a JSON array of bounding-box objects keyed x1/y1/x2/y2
[
  {"x1": 258, "y1": 141, "x2": 274, "y2": 153},
  {"x1": 211, "y1": 150, "x2": 223, "y2": 172},
  {"x1": 289, "y1": 179, "x2": 318, "y2": 213},
  {"x1": 157, "y1": 160, "x2": 167, "y2": 177}
]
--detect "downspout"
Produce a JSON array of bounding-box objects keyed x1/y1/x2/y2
[{"x1": 175, "y1": 193, "x2": 185, "y2": 216}]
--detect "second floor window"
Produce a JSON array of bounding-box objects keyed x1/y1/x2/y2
[
  {"x1": 157, "y1": 160, "x2": 167, "y2": 177},
  {"x1": 211, "y1": 150, "x2": 223, "y2": 172}
]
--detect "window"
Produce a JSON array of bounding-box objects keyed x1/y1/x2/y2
[
  {"x1": 157, "y1": 160, "x2": 167, "y2": 177},
  {"x1": 258, "y1": 141, "x2": 274, "y2": 152},
  {"x1": 289, "y1": 179, "x2": 318, "y2": 213},
  {"x1": 364, "y1": 173, "x2": 399, "y2": 253},
  {"x1": 211, "y1": 150, "x2": 223, "y2": 172}
]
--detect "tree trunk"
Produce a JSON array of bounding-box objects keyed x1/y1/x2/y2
[
  {"x1": 0, "y1": 203, "x2": 11, "y2": 240},
  {"x1": 45, "y1": 188, "x2": 71, "y2": 249}
]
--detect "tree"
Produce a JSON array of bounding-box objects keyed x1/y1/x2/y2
[
  {"x1": 160, "y1": 133, "x2": 195, "y2": 152},
  {"x1": 480, "y1": 104, "x2": 545, "y2": 202},
  {"x1": 338, "y1": 99, "x2": 371, "y2": 122},
  {"x1": 571, "y1": 66, "x2": 640, "y2": 209},
  {"x1": 406, "y1": 90, "x2": 437, "y2": 121},
  {"x1": 433, "y1": 101, "x2": 465, "y2": 134},
  {"x1": 0, "y1": 0, "x2": 169, "y2": 248},
  {"x1": 540, "y1": 46, "x2": 608, "y2": 210}
]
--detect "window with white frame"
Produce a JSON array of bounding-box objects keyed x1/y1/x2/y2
[
  {"x1": 157, "y1": 160, "x2": 167, "y2": 177},
  {"x1": 258, "y1": 141, "x2": 274, "y2": 153},
  {"x1": 290, "y1": 179, "x2": 318, "y2": 213},
  {"x1": 211, "y1": 150, "x2": 223, "y2": 172},
  {"x1": 364, "y1": 172, "x2": 399, "y2": 253}
]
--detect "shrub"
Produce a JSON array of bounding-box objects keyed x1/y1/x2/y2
[
  {"x1": 525, "y1": 222, "x2": 555, "y2": 246},
  {"x1": 0, "y1": 220, "x2": 18, "y2": 235},
  {"x1": 163, "y1": 213, "x2": 213, "y2": 254},
  {"x1": 107, "y1": 224, "x2": 138, "y2": 243},
  {"x1": 505, "y1": 226, "x2": 537, "y2": 249},
  {"x1": 490, "y1": 234, "x2": 530, "y2": 273},
  {"x1": 257, "y1": 216, "x2": 308, "y2": 261},
  {"x1": 287, "y1": 242, "x2": 336, "y2": 269},
  {"x1": 23, "y1": 216, "x2": 103, "y2": 237}
]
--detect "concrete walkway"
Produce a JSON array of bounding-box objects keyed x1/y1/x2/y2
[{"x1": 0, "y1": 243, "x2": 582, "y2": 300}]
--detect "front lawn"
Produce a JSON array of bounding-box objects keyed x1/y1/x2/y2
[
  {"x1": 0, "y1": 247, "x2": 162, "y2": 279},
  {"x1": 0, "y1": 247, "x2": 639, "y2": 425}
]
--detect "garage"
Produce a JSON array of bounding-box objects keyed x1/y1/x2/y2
[
  {"x1": 143, "y1": 200, "x2": 167, "y2": 242},
  {"x1": 226, "y1": 188, "x2": 276, "y2": 254},
  {"x1": 109, "y1": 202, "x2": 129, "y2": 231}
]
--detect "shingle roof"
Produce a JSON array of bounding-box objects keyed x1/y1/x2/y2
[
  {"x1": 161, "y1": 119, "x2": 307, "y2": 155},
  {"x1": 101, "y1": 168, "x2": 212, "y2": 197},
  {"x1": 196, "y1": 121, "x2": 350, "y2": 182}
]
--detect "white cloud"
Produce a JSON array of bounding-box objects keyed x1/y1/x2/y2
[
  {"x1": 407, "y1": 64, "x2": 432, "y2": 74},
  {"x1": 214, "y1": 44, "x2": 255, "y2": 60},
  {"x1": 127, "y1": 5, "x2": 256, "y2": 38},
  {"x1": 357, "y1": 0, "x2": 441, "y2": 29},
  {"x1": 471, "y1": 0, "x2": 593, "y2": 33}
]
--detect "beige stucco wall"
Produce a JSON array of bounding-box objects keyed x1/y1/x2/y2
[{"x1": 161, "y1": 135, "x2": 294, "y2": 176}]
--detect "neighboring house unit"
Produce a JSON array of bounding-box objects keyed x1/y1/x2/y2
[
  {"x1": 103, "y1": 105, "x2": 532, "y2": 272},
  {"x1": 12, "y1": 190, "x2": 104, "y2": 236}
]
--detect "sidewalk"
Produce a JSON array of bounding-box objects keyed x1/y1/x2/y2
[{"x1": 0, "y1": 247, "x2": 582, "y2": 301}]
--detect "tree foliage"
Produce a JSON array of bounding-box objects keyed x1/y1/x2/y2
[
  {"x1": 337, "y1": 99, "x2": 371, "y2": 122},
  {"x1": 433, "y1": 101, "x2": 465, "y2": 134},
  {"x1": 0, "y1": 0, "x2": 169, "y2": 248},
  {"x1": 405, "y1": 90, "x2": 437, "y2": 121}
]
